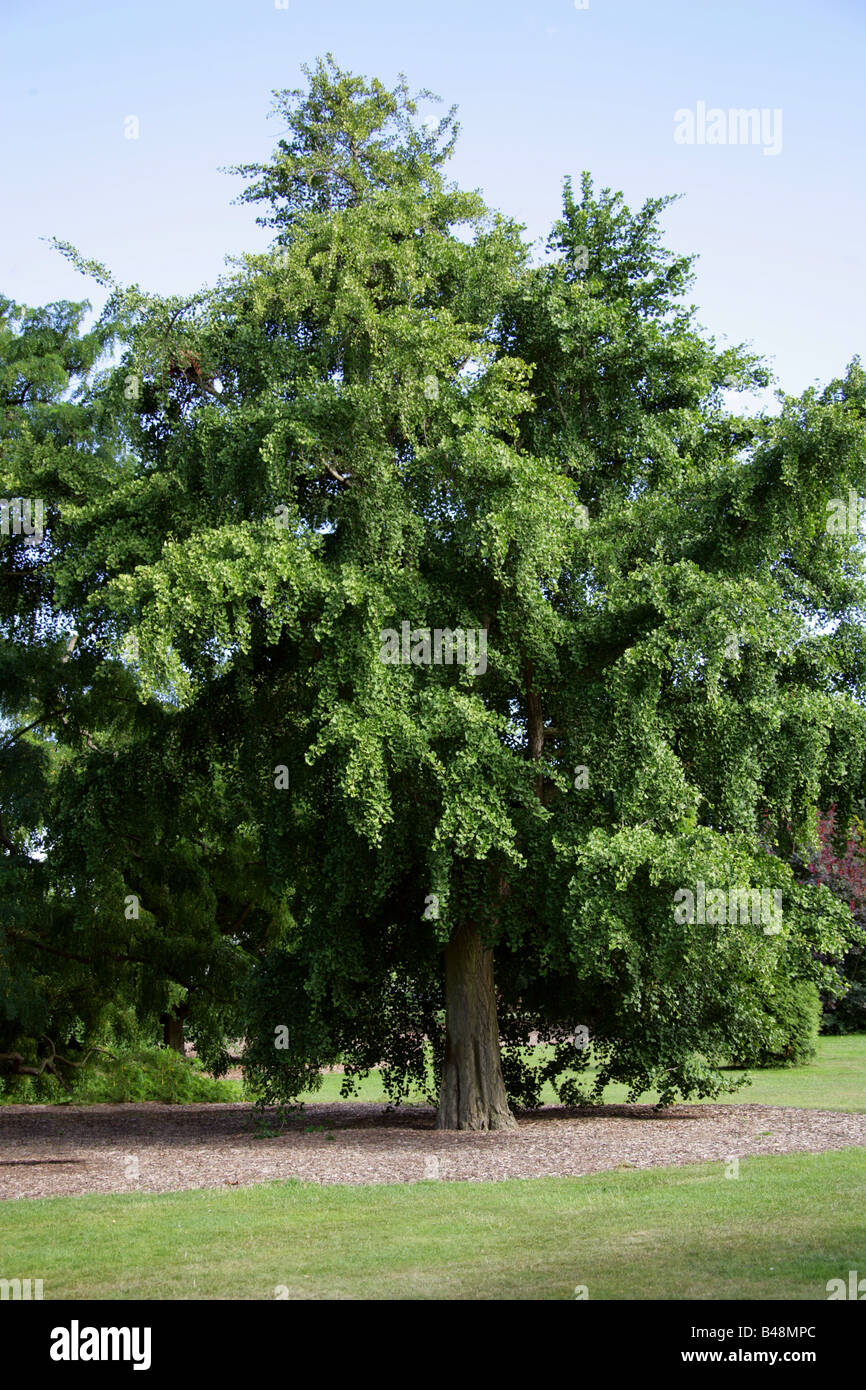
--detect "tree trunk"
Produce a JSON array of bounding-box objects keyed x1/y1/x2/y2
[
  {"x1": 437, "y1": 922, "x2": 517, "y2": 1131},
  {"x1": 161, "y1": 1012, "x2": 185, "y2": 1054}
]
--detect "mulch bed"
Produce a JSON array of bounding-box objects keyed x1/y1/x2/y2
[{"x1": 1, "y1": 1100, "x2": 864, "y2": 1199}]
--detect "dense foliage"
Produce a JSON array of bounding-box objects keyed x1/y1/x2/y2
[
  {"x1": 2, "y1": 57, "x2": 865, "y2": 1123},
  {"x1": 798, "y1": 808, "x2": 866, "y2": 1033}
]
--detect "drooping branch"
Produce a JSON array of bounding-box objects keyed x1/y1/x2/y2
[
  {"x1": 5, "y1": 931, "x2": 233, "y2": 1007},
  {"x1": 0, "y1": 1037, "x2": 116, "y2": 1090}
]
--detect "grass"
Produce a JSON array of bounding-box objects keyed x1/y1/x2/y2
[
  {"x1": 289, "y1": 1034, "x2": 866, "y2": 1113},
  {"x1": 4, "y1": 1035, "x2": 863, "y2": 1112},
  {"x1": 2, "y1": 1148, "x2": 864, "y2": 1300}
]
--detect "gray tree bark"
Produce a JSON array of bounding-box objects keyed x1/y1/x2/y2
[{"x1": 437, "y1": 921, "x2": 517, "y2": 1131}]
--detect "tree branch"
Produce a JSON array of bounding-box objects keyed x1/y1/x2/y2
[
  {"x1": 0, "y1": 708, "x2": 59, "y2": 754},
  {"x1": 0, "y1": 1037, "x2": 116, "y2": 1090}
]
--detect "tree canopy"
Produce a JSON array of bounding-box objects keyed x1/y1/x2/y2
[{"x1": 2, "y1": 55, "x2": 865, "y2": 1124}]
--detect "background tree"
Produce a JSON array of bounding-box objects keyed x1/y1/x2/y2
[
  {"x1": 794, "y1": 806, "x2": 866, "y2": 1033},
  {"x1": 0, "y1": 291, "x2": 131, "y2": 1082},
  {"x1": 0, "y1": 285, "x2": 273, "y2": 1082}
]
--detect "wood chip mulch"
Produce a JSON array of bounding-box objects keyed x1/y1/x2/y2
[{"x1": 1, "y1": 1101, "x2": 864, "y2": 1200}]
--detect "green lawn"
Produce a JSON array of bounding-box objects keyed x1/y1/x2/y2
[
  {"x1": 3, "y1": 1149, "x2": 864, "y2": 1300},
  {"x1": 293, "y1": 1035, "x2": 866, "y2": 1113},
  {"x1": 4, "y1": 1035, "x2": 862, "y2": 1113}
]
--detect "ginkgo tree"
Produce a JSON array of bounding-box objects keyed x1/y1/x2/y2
[{"x1": 3, "y1": 56, "x2": 865, "y2": 1127}]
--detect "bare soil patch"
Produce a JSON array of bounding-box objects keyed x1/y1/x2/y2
[{"x1": 1, "y1": 1100, "x2": 864, "y2": 1200}]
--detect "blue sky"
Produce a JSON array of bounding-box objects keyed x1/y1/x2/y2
[{"x1": 2, "y1": 0, "x2": 863, "y2": 405}]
